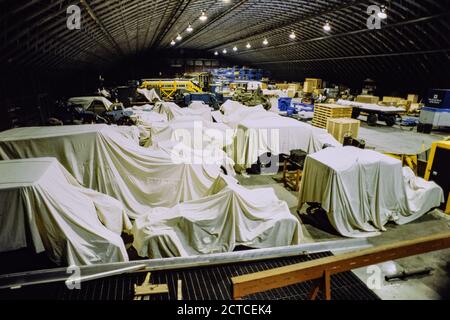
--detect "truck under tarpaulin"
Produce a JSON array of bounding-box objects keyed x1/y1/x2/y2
[
  {"x1": 0, "y1": 125, "x2": 233, "y2": 218},
  {"x1": 298, "y1": 147, "x2": 444, "y2": 237},
  {"x1": 0, "y1": 158, "x2": 129, "y2": 266}
]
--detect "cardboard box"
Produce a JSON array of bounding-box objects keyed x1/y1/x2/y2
[
  {"x1": 276, "y1": 83, "x2": 289, "y2": 90},
  {"x1": 383, "y1": 96, "x2": 403, "y2": 104},
  {"x1": 356, "y1": 95, "x2": 380, "y2": 104},
  {"x1": 327, "y1": 118, "x2": 361, "y2": 143},
  {"x1": 305, "y1": 78, "x2": 323, "y2": 89},
  {"x1": 407, "y1": 94, "x2": 419, "y2": 103}
]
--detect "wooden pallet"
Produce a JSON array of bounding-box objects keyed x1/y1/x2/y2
[{"x1": 312, "y1": 104, "x2": 353, "y2": 129}]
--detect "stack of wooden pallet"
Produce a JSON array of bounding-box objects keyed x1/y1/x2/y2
[{"x1": 312, "y1": 104, "x2": 353, "y2": 129}]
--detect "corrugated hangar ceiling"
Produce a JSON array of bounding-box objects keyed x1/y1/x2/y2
[{"x1": 1, "y1": 0, "x2": 450, "y2": 83}]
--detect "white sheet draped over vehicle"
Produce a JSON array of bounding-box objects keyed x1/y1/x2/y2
[
  {"x1": 154, "y1": 101, "x2": 212, "y2": 122},
  {"x1": 298, "y1": 147, "x2": 444, "y2": 238},
  {"x1": 0, "y1": 158, "x2": 129, "y2": 265},
  {"x1": 150, "y1": 116, "x2": 234, "y2": 149},
  {"x1": 132, "y1": 175, "x2": 302, "y2": 258},
  {"x1": 0, "y1": 125, "x2": 232, "y2": 218},
  {"x1": 219, "y1": 100, "x2": 340, "y2": 169},
  {"x1": 137, "y1": 88, "x2": 162, "y2": 103}
]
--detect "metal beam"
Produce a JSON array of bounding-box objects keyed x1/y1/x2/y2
[
  {"x1": 176, "y1": 0, "x2": 249, "y2": 47},
  {"x1": 253, "y1": 48, "x2": 450, "y2": 65},
  {"x1": 204, "y1": 0, "x2": 359, "y2": 51},
  {"x1": 151, "y1": 0, "x2": 193, "y2": 49},
  {"x1": 226, "y1": 12, "x2": 450, "y2": 58},
  {"x1": 232, "y1": 232, "x2": 450, "y2": 300},
  {"x1": 79, "y1": 0, "x2": 124, "y2": 57},
  {"x1": 0, "y1": 238, "x2": 370, "y2": 290}
]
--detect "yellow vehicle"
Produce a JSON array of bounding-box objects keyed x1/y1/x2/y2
[
  {"x1": 184, "y1": 72, "x2": 212, "y2": 91},
  {"x1": 425, "y1": 138, "x2": 450, "y2": 214},
  {"x1": 141, "y1": 79, "x2": 203, "y2": 99}
]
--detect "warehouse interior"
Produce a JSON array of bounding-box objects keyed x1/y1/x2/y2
[{"x1": 1, "y1": 0, "x2": 450, "y2": 302}]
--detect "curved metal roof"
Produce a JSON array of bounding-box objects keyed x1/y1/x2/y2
[{"x1": 1, "y1": 0, "x2": 449, "y2": 85}]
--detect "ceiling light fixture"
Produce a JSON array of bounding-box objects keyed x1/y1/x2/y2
[
  {"x1": 323, "y1": 21, "x2": 331, "y2": 32},
  {"x1": 263, "y1": 38, "x2": 269, "y2": 46},
  {"x1": 246, "y1": 43, "x2": 251, "y2": 49},
  {"x1": 289, "y1": 31, "x2": 296, "y2": 40},
  {"x1": 214, "y1": 51, "x2": 219, "y2": 56},
  {"x1": 378, "y1": 6, "x2": 387, "y2": 19},
  {"x1": 186, "y1": 24, "x2": 193, "y2": 33},
  {"x1": 170, "y1": 40, "x2": 176, "y2": 46},
  {"x1": 199, "y1": 11, "x2": 208, "y2": 22},
  {"x1": 176, "y1": 34, "x2": 182, "y2": 41},
  {"x1": 222, "y1": 49, "x2": 227, "y2": 54},
  {"x1": 233, "y1": 46, "x2": 238, "y2": 52}
]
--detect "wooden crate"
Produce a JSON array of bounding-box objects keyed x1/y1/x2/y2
[
  {"x1": 356, "y1": 95, "x2": 380, "y2": 104},
  {"x1": 383, "y1": 96, "x2": 403, "y2": 104},
  {"x1": 305, "y1": 78, "x2": 323, "y2": 89},
  {"x1": 326, "y1": 118, "x2": 361, "y2": 144},
  {"x1": 312, "y1": 104, "x2": 353, "y2": 129},
  {"x1": 407, "y1": 94, "x2": 419, "y2": 103}
]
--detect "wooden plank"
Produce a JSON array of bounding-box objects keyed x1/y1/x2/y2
[
  {"x1": 134, "y1": 272, "x2": 169, "y2": 297},
  {"x1": 232, "y1": 232, "x2": 450, "y2": 299},
  {"x1": 177, "y1": 280, "x2": 183, "y2": 300}
]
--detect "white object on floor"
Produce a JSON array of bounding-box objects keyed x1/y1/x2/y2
[
  {"x1": 0, "y1": 158, "x2": 130, "y2": 265},
  {"x1": 219, "y1": 100, "x2": 340, "y2": 169},
  {"x1": 154, "y1": 101, "x2": 212, "y2": 122},
  {"x1": 132, "y1": 175, "x2": 302, "y2": 258},
  {"x1": 0, "y1": 125, "x2": 232, "y2": 218},
  {"x1": 137, "y1": 88, "x2": 161, "y2": 103},
  {"x1": 298, "y1": 147, "x2": 444, "y2": 237}
]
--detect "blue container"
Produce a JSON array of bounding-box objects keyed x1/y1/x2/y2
[
  {"x1": 278, "y1": 98, "x2": 292, "y2": 111},
  {"x1": 287, "y1": 106, "x2": 297, "y2": 115}
]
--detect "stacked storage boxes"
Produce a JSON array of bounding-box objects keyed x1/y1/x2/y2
[
  {"x1": 312, "y1": 104, "x2": 353, "y2": 129},
  {"x1": 327, "y1": 118, "x2": 361, "y2": 143},
  {"x1": 303, "y1": 78, "x2": 323, "y2": 93}
]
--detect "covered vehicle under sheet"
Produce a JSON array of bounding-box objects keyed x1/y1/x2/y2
[
  {"x1": 149, "y1": 116, "x2": 234, "y2": 150},
  {"x1": 219, "y1": 101, "x2": 340, "y2": 169},
  {"x1": 132, "y1": 175, "x2": 302, "y2": 258},
  {"x1": 298, "y1": 147, "x2": 444, "y2": 238},
  {"x1": 154, "y1": 101, "x2": 212, "y2": 122},
  {"x1": 0, "y1": 125, "x2": 234, "y2": 218},
  {"x1": 0, "y1": 158, "x2": 129, "y2": 266}
]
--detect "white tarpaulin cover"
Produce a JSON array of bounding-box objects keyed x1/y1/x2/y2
[
  {"x1": 0, "y1": 158, "x2": 129, "y2": 265},
  {"x1": 137, "y1": 88, "x2": 162, "y2": 103},
  {"x1": 132, "y1": 175, "x2": 302, "y2": 258},
  {"x1": 154, "y1": 102, "x2": 212, "y2": 122},
  {"x1": 67, "y1": 96, "x2": 113, "y2": 111},
  {"x1": 298, "y1": 147, "x2": 444, "y2": 237},
  {"x1": 149, "y1": 116, "x2": 234, "y2": 150},
  {"x1": 0, "y1": 125, "x2": 232, "y2": 217},
  {"x1": 219, "y1": 100, "x2": 340, "y2": 169}
]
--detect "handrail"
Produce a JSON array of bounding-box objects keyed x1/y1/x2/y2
[{"x1": 232, "y1": 232, "x2": 450, "y2": 300}]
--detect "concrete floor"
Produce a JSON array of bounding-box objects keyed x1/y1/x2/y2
[{"x1": 236, "y1": 124, "x2": 450, "y2": 300}]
